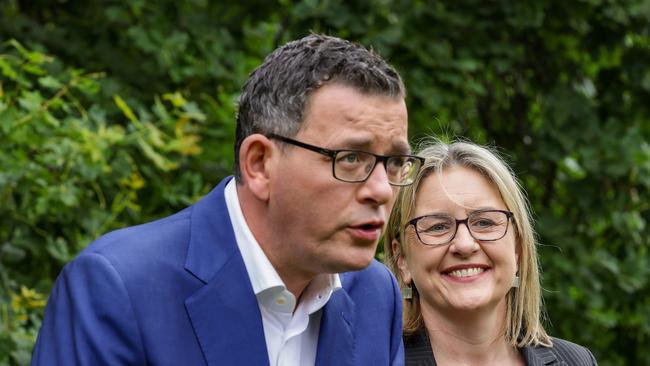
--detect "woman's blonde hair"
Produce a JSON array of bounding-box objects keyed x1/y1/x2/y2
[{"x1": 384, "y1": 138, "x2": 552, "y2": 347}]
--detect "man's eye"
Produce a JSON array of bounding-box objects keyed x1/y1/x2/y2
[
  {"x1": 388, "y1": 158, "x2": 404, "y2": 168},
  {"x1": 338, "y1": 153, "x2": 360, "y2": 164}
]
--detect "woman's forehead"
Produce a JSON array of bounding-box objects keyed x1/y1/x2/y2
[{"x1": 414, "y1": 166, "x2": 506, "y2": 215}]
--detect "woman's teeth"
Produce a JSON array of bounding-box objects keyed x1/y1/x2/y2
[{"x1": 448, "y1": 267, "x2": 485, "y2": 278}]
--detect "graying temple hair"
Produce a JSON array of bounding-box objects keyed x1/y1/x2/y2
[{"x1": 234, "y1": 34, "x2": 405, "y2": 182}]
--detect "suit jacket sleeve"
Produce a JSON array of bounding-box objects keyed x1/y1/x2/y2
[
  {"x1": 31, "y1": 252, "x2": 147, "y2": 366},
  {"x1": 550, "y1": 337, "x2": 599, "y2": 365},
  {"x1": 388, "y1": 265, "x2": 405, "y2": 366}
]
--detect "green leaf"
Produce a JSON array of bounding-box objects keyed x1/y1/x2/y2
[
  {"x1": 114, "y1": 95, "x2": 139, "y2": 124},
  {"x1": 17, "y1": 91, "x2": 43, "y2": 112},
  {"x1": 137, "y1": 137, "x2": 177, "y2": 171},
  {"x1": 46, "y1": 237, "x2": 70, "y2": 263},
  {"x1": 559, "y1": 156, "x2": 587, "y2": 180},
  {"x1": 38, "y1": 76, "x2": 63, "y2": 90},
  {"x1": 0, "y1": 57, "x2": 17, "y2": 80}
]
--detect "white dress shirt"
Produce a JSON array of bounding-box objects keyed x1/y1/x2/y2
[{"x1": 224, "y1": 180, "x2": 342, "y2": 366}]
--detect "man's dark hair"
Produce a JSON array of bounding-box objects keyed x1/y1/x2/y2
[{"x1": 234, "y1": 34, "x2": 405, "y2": 182}]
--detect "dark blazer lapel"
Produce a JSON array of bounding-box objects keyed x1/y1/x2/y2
[
  {"x1": 521, "y1": 344, "x2": 566, "y2": 366},
  {"x1": 404, "y1": 329, "x2": 436, "y2": 366},
  {"x1": 315, "y1": 285, "x2": 356, "y2": 366},
  {"x1": 184, "y1": 178, "x2": 269, "y2": 366}
]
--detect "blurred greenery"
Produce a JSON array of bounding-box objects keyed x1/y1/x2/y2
[{"x1": 1, "y1": 0, "x2": 649, "y2": 365}]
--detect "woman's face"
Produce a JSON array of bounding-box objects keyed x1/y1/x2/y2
[{"x1": 397, "y1": 166, "x2": 519, "y2": 314}]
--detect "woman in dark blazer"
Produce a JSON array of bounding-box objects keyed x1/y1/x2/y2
[{"x1": 385, "y1": 140, "x2": 597, "y2": 365}]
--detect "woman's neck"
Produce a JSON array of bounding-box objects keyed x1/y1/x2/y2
[{"x1": 420, "y1": 301, "x2": 523, "y2": 366}]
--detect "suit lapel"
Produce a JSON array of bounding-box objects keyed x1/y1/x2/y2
[
  {"x1": 185, "y1": 256, "x2": 269, "y2": 366},
  {"x1": 315, "y1": 285, "x2": 356, "y2": 366},
  {"x1": 184, "y1": 178, "x2": 269, "y2": 366},
  {"x1": 521, "y1": 343, "x2": 566, "y2": 366},
  {"x1": 404, "y1": 328, "x2": 436, "y2": 366}
]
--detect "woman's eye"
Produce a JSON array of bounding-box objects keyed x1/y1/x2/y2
[
  {"x1": 474, "y1": 219, "x2": 496, "y2": 227},
  {"x1": 424, "y1": 223, "x2": 450, "y2": 233}
]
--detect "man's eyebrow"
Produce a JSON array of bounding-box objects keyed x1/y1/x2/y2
[
  {"x1": 335, "y1": 136, "x2": 373, "y2": 150},
  {"x1": 336, "y1": 137, "x2": 412, "y2": 155},
  {"x1": 391, "y1": 141, "x2": 412, "y2": 155}
]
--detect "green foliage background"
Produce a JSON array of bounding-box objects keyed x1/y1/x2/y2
[{"x1": 1, "y1": 1, "x2": 649, "y2": 364}]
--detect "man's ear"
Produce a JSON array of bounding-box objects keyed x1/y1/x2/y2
[
  {"x1": 239, "y1": 134, "x2": 276, "y2": 201},
  {"x1": 392, "y1": 239, "x2": 412, "y2": 284}
]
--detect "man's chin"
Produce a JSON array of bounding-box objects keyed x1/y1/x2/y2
[{"x1": 332, "y1": 252, "x2": 376, "y2": 273}]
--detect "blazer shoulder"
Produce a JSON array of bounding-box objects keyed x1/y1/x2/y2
[
  {"x1": 64, "y1": 206, "x2": 196, "y2": 287},
  {"x1": 339, "y1": 260, "x2": 400, "y2": 311},
  {"x1": 341, "y1": 259, "x2": 396, "y2": 288},
  {"x1": 547, "y1": 337, "x2": 597, "y2": 365},
  {"x1": 84, "y1": 206, "x2": 192, "y2": 256}
]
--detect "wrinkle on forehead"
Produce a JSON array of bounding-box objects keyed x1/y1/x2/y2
[
  {"x1": 300, "y1": 85, "x2": 409, "y2": 154},
  {"x1": 331, "y1": 129, "x2": 410, "y2": 154}
]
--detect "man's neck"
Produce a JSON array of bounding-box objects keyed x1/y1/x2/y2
[
  {"x1": 236, "y1": 183, "x2": 315, "y2": 300},
  {"x1": 264, "y1": 253, "x2": 314, "y2": 300}
]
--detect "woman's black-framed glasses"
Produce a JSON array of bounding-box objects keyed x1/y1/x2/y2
[
  {"x1": 268, "y1": 134, "x2": 424, "y2": 186},
  {"x1": 407, "y1": 209, "x2": 514, "y2": 247}
]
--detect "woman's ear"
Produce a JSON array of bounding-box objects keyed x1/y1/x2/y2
[
  {"x1": 239, "y1": 134, "x2": 275, "y2": 201},
  {"x1": 392, "y1": 239, "x2": 412, "y2": 284}
]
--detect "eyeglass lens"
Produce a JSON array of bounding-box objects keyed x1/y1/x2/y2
[
  {"x1": 334, "y1": 151, "x2": 420, "y2": 186},
  {"x1": 415, "y1": 210, "x2": 510, "y2": 246}
]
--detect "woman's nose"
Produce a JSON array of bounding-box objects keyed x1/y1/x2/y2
[{"x1": 449, "y1": 222, "x2": 479, "y2": 256}]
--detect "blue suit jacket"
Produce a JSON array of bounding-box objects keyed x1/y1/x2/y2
[{"x1": 32, "y1": 177, "x2": 404, "y2": 365}]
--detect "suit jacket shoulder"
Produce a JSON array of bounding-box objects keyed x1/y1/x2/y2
[
  {"x1": 32, "y1": 177, "x2": 264, "y2": 365},
  {"x1": 405, "y1": 329, "x2": 597, "y2": 366},
  {"x1": 522, "y1": 337, "x2": 598, "y2": 366}
]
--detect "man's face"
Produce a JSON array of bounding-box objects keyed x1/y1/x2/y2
[{"x1": 267, "y1": 83, "x2": 409, "y2": 278}]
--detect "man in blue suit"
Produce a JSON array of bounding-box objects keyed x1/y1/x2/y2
[{"x1": 32, "y1": 34, "x2": 423, "y2": 366}]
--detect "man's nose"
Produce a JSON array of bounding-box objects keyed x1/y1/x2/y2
[{"x1": 358, "y1": 161, "x2": 394, "y2": 205}]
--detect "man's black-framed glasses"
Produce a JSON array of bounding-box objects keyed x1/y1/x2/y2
[
  {"x1": 407, "y1": 209, "x2": 514, "y2": 247},
  {"x1": 268, "y1": 134, "x2": 424, "y2": 186}
]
